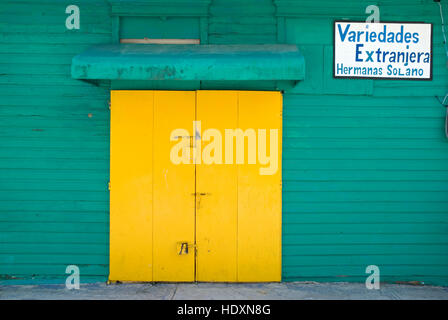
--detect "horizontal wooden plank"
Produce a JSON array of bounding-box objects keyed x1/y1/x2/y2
[
  {"x1": 284, "y1": 117, "x2": 445, "y2": 129},
  {"x1": 0, "y1": 105, "x2": 109, "y2": 117},
  {"x1": 373, "y1": 86, "x2": 448, "y2": 97},
  {"x1": 283, "y1": 138, "x2": 448, "y2": 149},
  {"x1": 282, "y1": 223, "x2": 448, "y2": 235},
  {"x1": 0, "y1": 201, "x2": 107, "y2": 212},
  {"x1": 0, "y1": 211, "x2": 108, "y2": 223},
  {"x1": 283, "y1": 181, "x2": 448, "y2": 192},
  {"x1": 282, "y1": 265, "x2": 448, "y2": 278},
  {"x1": 284, "y1": 108, "x2": 444, "y2": 118},
  {"x1": 4, "y1": 148, "x2": 445, "y2": 162},
  {"x1": 0, "y1": 14, "x2": 110, "y2": 25},
  {"x1": 0, "y1": 140, "x2": 108, "y2": 150},
  {"x1": 282, "y1": 243, "x2": 448, "y2": 256},
  {"x1": 209, "y1": 34, "x2": 277, "y2": 44},
  {"x1": 283, "y1": 159, "x2": 448, "y2": 170},
  {"x1": 210, "y1": 16, "x2": 276, "y2": 24},
  {"x1": 0, "y1": 116, "x2": 108, "y2": 127},
  {"x1": 0, "y1": 243, "x2": 107, "y2": 255},
  {"x1": 0, "y1": 180, "x2": 108, "y2": 192},
  {"x1": 283, "y1": 149, "x2": 448, "y2": 160},
  {"x1": 209, "y1": 23, "x2": 276, "y2": 34},
  {"x1": 281, "y1": 275, "x2": 448, "y2": 286},
  {"x1": 0, "y1": 275, "x2": 107, "y2": 285},
  {"x1": 0, "y1": 96, "x2": 109, "y2": 107},
  {"x1": 210, "y1": 5, "x2": 275, "y2": 16},
  {"x1": 0, "y1": 128, "x2": 108, "y2": 139},
  {"x1": 0, "y1": 146, "x2": 108, "y2": 158},
  {"x1": 0, "y1": 254, "x2": 108, "y2": 265},
  {"x1": 0, "y1": 43, "x2": 98, "y2": 54},
  {"x1": 0, "y1": 231, "x2": 108, "y2": 244},
  {"x1": 0, "y1": 63, "x2": 75, "y2": 75},
  {"x1": 0, "y1": 159, "x2": 108, "y2": 171},
  {"x1": 0, "y1": 190, "x2": 108, "y2": 202},
  {"x1": 0, "y1": 2, "x2": 109, "y2": 19},
  {"x1": 283, "y1": 233, "x2": 448, "y2": 245},
  {"x1": 283, "y1": 127, "x2": 446, "y2": 139},
  {"x1": 283, "y1": 212, "x2": 448, "y2": 224},
  {"x1": 0, "y1": 1, "x2": 109, "y2": 14},
  {"x1": 0, "y1": 74, "x2": 101, "y2": 87},
  {"x1": 283, "y1": 94, "x2": 440, "y2": 107},
  {"x1": 0, "y1": 23, "x2": 110, "y2": 35},
  {"x1": 0, "y1": 169, "x2": 108, "y2": 181},
  {"x1": 283, "y1": 254, "x2": 448, "y2": 266},
  {"x1": 283, "y1": 169, "x2": 448, "y2": 181},
  {"x1": 282, "y1": 202, "x2": 448, "y2": 213},
  {"x1": 0, "y1": 84, "x2": 108, "y2": 96},
  {"x1": 0, "y1": 0, "x2": 106, "y2": 5},
  {"x1": 0, "y1": 222, "x2": 108, "y2": 233},
  {"x1": 0, "y1": 32, "x2": 110, "y2": 44},
  {"x1": 283, "y1": 191, "x2": 448, "y2": 202},
  {"x1": 0, "y1": 264, "x2": 107, "y2": 276}
]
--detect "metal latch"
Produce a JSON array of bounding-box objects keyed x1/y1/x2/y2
[{"x1": 177, "y1": 242, "x2": 196, "y2": 255}]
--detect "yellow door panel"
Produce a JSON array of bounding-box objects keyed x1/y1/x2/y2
[
  {"x1": 237, "y1": 91, "x2": 282, "y2": 282},
  {"x1": 110, "y1": 90, "x2": 154, "y2": 282},
  {"x1": 153, "y1": 91, "x2": 196, "y2": 282},
  {"x1": 110, "y1": 90, "x2": 282, "y2": 283},
  {"x1": 196, "y1": 91, "x2": 238, "y2": 282}
]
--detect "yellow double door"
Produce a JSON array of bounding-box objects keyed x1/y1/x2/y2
[{"x1": 110, "y1": 90, "x2": 281, "y2": 282}]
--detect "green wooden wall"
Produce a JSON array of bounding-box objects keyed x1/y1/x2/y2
[
  {"x1": 0, "y1": 0, "x2": 112, "y2": 283},
  {"x1": 1, "y1": 0, "x2": 448, "y2": 285}
]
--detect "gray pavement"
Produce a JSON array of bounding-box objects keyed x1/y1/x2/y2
[{"x1": 1, "y1": 282, "x2": 448, "y2": 300}]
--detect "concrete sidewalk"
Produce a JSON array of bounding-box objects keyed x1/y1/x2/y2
[{"x1": 1, "y1": 282, "x2": 448, "y2": 300}]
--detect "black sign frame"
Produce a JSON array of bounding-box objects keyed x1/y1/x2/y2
[{"x1": 333, "y1": 20, "x2": 433, "y2": 81}]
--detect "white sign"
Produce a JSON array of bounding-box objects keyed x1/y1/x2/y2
[{"x1": 334, "y1": 21, "x2": 432, "y2": 80}]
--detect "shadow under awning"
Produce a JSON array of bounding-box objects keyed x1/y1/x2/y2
[{"x1": 71, "y1": 44, "x2": 305, "y2": 81}]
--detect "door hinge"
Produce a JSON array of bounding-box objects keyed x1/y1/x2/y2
[{"x1": 108, "y1": 181, "x2": 111, "y2": 190}]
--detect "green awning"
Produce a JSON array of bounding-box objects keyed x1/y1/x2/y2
[{"x1": 71, "y1": 44, "x2": 305, "y2": 81}]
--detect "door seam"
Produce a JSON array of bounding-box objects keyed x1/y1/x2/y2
[
  {"x1": 236, "y1": 92, "x2": 239, "y2": 283},
  {"x1": 151, "y1": 91, "x2": 155, "y2": 282},
  {"x1": 194, "y1": 90, "x2": 198, "y2": 282}
]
